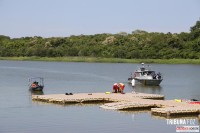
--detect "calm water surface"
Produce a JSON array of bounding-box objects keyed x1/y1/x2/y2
[{"x1": 0, "y1": 60, "x2": 199, "y2": 133}]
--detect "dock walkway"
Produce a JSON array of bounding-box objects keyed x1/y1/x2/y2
[
  {"x1": 32, "y1": 92, "x2": 164, "y2": 103},
  {"x1": 32, "y1": 92, "x2": 200, "y2": 117}
]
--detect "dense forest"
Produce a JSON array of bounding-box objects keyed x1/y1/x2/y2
[{"x1": 0, "y1": 20, "x2": 200, "y2": 59}]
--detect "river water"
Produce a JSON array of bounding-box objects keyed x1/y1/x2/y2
[{"x1": 0, "y1": 60, "x2": 199, "y2": 133}]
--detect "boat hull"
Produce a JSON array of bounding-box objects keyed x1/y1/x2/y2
[
  {"x1": 29, "y1": 86, "x2": 44, "y2": 91},
  {"x1": 137, "y1": 79, "x2": 162, "y2": 86},
  {"x1": 128, "y1": 78, "x2": 162, "y2": 86}
]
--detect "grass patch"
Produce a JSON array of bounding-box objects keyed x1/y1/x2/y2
[{"x1": 0, "y1": 56, "x2": 200, "y2": 64}]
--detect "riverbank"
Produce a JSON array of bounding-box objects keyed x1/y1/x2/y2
[{"x1": 0, "y1": 56, "x2": 200, "y2": 64}]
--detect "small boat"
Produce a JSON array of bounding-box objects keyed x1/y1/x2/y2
[
  {"x1": 128, "y1": 63, "x2": 163, "y2": 86},
  {"x1": 29, "y1": 77, "x2": 44, "y2": 91}
]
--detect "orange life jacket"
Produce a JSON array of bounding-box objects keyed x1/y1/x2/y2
[
  {"x1": 31, "y1": 83, "x2": 36, "y2": 88},
  {"x1": 119, "y1": 83, "x2": 125, "y2": 90}
]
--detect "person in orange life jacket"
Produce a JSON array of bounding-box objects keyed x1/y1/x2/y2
[
  {"x1": 113, "y1": 83, "x2": 119, "y2": 93},
  {"x1": 31, "y1": 81, "x2": 38, "y2": 88},
  {"x1": 118, "y1": 83, "x2": 125, "y2": 93}
]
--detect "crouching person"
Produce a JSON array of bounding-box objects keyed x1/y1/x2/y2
[
  {"x1": 113, "y1": 83, "x2": 119, "y2": 93},
  {"x1": 118, "y1": 83, "x2": 125, "y2": 94}
]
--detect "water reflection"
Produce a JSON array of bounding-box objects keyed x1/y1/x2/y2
[
  {"x1": 118, "y1": 109, "x2": 151, "y2": 115},
  {"x1": 29, "y1": 90, "x2": 44, "y2": 95},
  {"x1": 127, "y1": 83, "x2": 163, "y2": 94},
  {"x1": 118, "y1": 110, "x2": 149, "y2": 122}
]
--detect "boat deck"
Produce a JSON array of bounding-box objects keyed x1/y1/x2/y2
[{"x1": 32, "y1": 92, "x2": 200, "y2": 117}]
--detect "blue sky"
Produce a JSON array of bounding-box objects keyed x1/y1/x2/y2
[{"x1": 0, "y1": 0, "x2": 200, "y2": 38}]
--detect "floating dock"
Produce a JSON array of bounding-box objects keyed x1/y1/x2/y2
[
  {"x1": 32, "y1": 92, "x2": 164, "y2": 103},
  {"x1": 151, "y1": 107, "x2": 200, "y2": 116},
  {"x1": 32, "y1": 92, "x2": 200, "y2": 117}
]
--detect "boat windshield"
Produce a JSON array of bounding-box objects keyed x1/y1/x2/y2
[
  {"x1": 141, "y1": 71, "x2": 154, "y2": 76},
  {"x1": 140, "y1": 67, "x2": 145, "y2": 71}
]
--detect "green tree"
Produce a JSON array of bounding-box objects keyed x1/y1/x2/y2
[{"x1": 190, "y1": 20, "x2": 200, "y2": 40}]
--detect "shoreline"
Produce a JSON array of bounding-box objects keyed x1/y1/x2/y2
[{"x1": 0, "y1": 56, "x2": 200, "y2": 64}]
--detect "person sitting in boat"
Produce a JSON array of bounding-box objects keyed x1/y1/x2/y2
[
  {"x1": 118, "y1": 83, "x2": 125, "y2": 93},
  {"x1": 113, "y1": 83, "x2": 119, "y2": 93},
  {"x1": 31, "y1": 81, "x2": 38, "y2": 88}
]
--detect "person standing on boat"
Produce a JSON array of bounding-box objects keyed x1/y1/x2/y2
[
  {"x1": 118, "y1": 83, "x2": 125, "y2": 93},
  {"x1": 156, "y1": 72, "x2": 161, "y2": 79},
  {"x1": 151, "y1": 71, "x2": 156, "y2": 79},
  {"x1": 112, "y1": 83, "x2": 119, "y2": 93}
]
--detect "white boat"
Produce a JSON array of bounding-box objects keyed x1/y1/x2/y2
[{"x1": 128, "y1": 63, "x2": 163, "y2": 86}]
